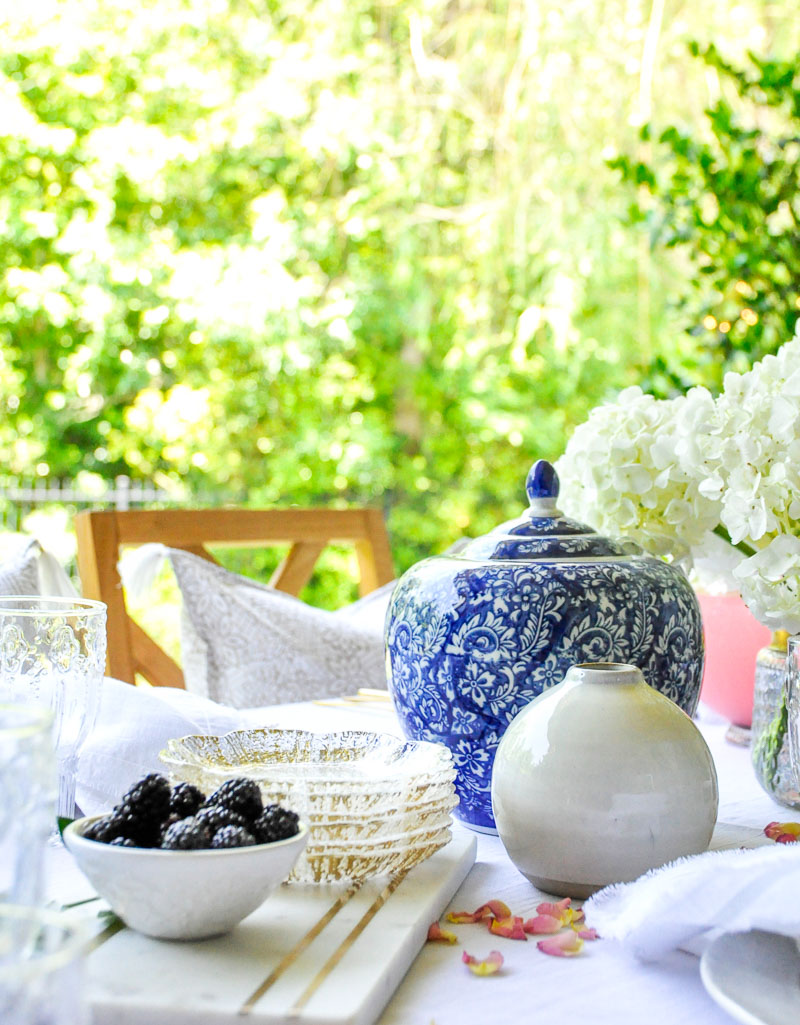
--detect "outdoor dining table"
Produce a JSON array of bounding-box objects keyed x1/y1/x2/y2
[{"x1": 36, "y1": 690, "x2": 786, "y2": 1025}]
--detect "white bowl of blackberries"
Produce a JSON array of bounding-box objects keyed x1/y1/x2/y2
[{"x1": 63, "y1": 774, "x2": 308, "y2": 940}]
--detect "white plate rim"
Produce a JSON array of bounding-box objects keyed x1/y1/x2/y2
[{"x1": 700, "y1": 929, "x2": 800, "y2": 1025}]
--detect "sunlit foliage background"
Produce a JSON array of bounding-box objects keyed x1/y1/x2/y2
[{"x1": 1, "y1": 0, "x2": 798, "y2": 601}]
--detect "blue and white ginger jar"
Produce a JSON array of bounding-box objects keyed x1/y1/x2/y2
[{"x1": 385, "y1": 460, "x2": 704, "y2": 832}]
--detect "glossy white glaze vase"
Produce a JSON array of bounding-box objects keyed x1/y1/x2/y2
[{"x1": 491, "y1": 662, "x2": 719, "y2": 898}]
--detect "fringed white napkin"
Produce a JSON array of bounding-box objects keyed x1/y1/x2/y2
[
  {"x1": 117, "y1": 542, "x2": 170, "y2": 604},
  {"x1": 585, "y1": 843, "x2": 800, "y2": 961},
  {"x1": 36, "y1": 541, "x2": 79, "y2": 597}
]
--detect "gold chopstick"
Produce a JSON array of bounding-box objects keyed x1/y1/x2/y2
[
  {"x1": 85, "y1": 915, "x2": 125, "y2": 954},
  {"x1": 238, "y1": 881, "x2": 364, "y2": 1016},
  {"x1": 313, "y1": 689, "x2": 393, "y2": 708},
  {"x1": 287, "y1": 869, "x2": 410, "y2": 1016}
]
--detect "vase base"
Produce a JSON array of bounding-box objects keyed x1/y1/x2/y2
[
  {"x1": 519, "y1": 872, "x2": 601, "y2": 900},
  {"x1": 725, "y1": 724, "x2": 751, "y2": 747}
]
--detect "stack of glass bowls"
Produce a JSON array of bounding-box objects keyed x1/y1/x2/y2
[{"x1": 159, "y1": 729, "x2": 457, "y2": 883}]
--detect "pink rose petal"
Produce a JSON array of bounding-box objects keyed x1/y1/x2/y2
[
  {"x1": 446, "y1": 900, "x2": 512, "y2": 924},
  {"x1": 577, "y1": 927, "x2": 599, "y2": 941},
  {"x1": 536, "y1": 897, "x2": 572, "y2": 918},
  {"x1": 489, "y1": 915, "x2": 527, "y2": 940},
  {"x1": 765, "y1": 821, "x2": 800, "y2": 841},
  {"x1": 537, "y1": 931, "x2": 585, "y2": 957},
  {"x1": 462, "y1": 949, "x2": 504, "y2": 976},
  {"x1": 535, "y1": 897, "x2": 584, "y2": 927},
  {"x1": 523, "y1": 914, "x2": 563, "y2": 935},
  {"x1": 427, "y1": 921, "x2": 458, "y2": 944}
]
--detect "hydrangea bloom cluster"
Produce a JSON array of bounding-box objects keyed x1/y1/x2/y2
[
  {"x1": 717, "y1": 338, "x2": 800, "y2": 632},
  {"x1": 554, "y1": 385, "x2": 721, "y2": 558},
  {"x1": 556, "y1": 332, "x2": 800, "y2": 632}
]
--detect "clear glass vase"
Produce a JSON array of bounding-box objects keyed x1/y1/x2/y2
[{"x1": 750, "y1": 630, "x2": 800, "y2": 808}]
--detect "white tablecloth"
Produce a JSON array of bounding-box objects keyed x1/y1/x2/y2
[{"x1": 42, "y1": 696, "x2": 790, "y2": 1025}]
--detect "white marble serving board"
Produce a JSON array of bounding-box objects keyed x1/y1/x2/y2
[{"x1": 84, "y1": 832, "x2": 476, "y2": 1025}]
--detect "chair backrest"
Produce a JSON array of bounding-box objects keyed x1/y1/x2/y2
[{"x1": 74, "y1": 507, "x2": 395, "y2": 689}]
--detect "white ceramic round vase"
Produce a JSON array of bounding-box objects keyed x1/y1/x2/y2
[{"x1": 491, "y1": 662, "x2": 719, "y2": 898}]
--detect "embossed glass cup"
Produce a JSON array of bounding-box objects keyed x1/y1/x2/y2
[
  {"x1": 0, "y1": 904, "x2": 88, "y2": 1025},
  {"x1": 0, "y1": 597, "x2": 106, "y2": 820},
  {"x1": 0, "y1": 703, "x2": 56, "y2": 904}
]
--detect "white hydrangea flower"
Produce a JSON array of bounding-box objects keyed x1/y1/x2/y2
[
  {"x1": 556, "y1": 385, "x2": 721, "y2": 556},
  {"x1": 734, "y1": 534, "x2": 800, "y2": 635},
  {"x1": 714, "y1": 336, "x2": 800, "y2": 549},
  {"x1": 556, "y1": 329, "x2": 800, "y2": 631}
]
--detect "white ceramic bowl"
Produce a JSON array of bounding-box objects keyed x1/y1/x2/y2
[{"x1": 63, "y1": 816, "x2": 309, "y2": 940}]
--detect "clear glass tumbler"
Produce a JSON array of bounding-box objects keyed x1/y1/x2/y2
[
  {"x1": 0, "y1": 597, "x2": 106, "y2": 820},
  {"x1": 0, "y1": 703, "x2": 56, "y2": 904},
  {"x1": 0, "y1": 904, "x2": 89, "y2": 1025}
]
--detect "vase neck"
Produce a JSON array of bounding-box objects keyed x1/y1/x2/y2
[
  {"x1": 770, "y1": 630, "x2": 790, "y2": 653},
  {"x1": 565, "y1": 662, "x2": 645, "y2": 686}
]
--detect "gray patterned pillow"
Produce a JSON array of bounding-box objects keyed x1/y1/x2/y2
[{"x1": 167, "y1": 548, "x2": 393, "y2": 708}]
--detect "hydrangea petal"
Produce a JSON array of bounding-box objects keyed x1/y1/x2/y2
[
  {"x1": 462, "y1": 950, "x2": 504, "y2": 975},
  {"x1": 523, "y1": 914, "x2": 563, "y2": 935},
  {"x1": 489, "y1": 915, "x2": 527, "y2": 940},
  {"x1": 427, "y1": 921, "x2": 458, "y2": 944},
  {"x1": 537, "y1": 931, "x2": 585, "y2": 957}
]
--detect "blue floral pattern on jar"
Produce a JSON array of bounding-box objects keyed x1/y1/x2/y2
[{"x1": 385, "y1": 460, "x2": 704, "y2": 832}]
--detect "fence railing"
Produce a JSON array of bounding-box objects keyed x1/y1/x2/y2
[{"x1": 0, "y1": 476, "x2": 176, "y2": 532}]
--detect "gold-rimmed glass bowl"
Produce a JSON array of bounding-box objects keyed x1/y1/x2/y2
[{"x1": 159, "y1": 728, "x2": 457, "y2": 882}]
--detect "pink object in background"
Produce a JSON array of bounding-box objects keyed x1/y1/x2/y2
[{"x1": 697, "y1": 592, "x2": 771, "y2": 727}]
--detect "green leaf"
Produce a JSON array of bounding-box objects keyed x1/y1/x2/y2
[
  {"x1": 752, "y1": 689, "x2": 788, "y2": 791},
  {"x1": 57, "y1": 816, "x2": 75, "y2": 838},
  {"x1": 97, "y1": 909, "x2": 123, "y2": 927}
]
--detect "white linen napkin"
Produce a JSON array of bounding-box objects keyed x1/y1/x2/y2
[
  {"x1": 75, "y1": 678, "x2": 398, "y2": 817},
  {"x1": 585, "y1": 843, "x2": 800, "y2": 961},
  {"x1": 76, "y1": 678, "x2": 265, "y2": 815}
]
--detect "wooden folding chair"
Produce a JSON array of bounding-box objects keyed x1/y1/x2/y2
[{"x1": 74, "y1": 507, "x2": 395, "y2": 689}]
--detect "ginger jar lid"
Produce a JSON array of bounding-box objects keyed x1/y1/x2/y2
[{"x1": 457, "y1": 460, "x2": 644, "y2": 562}]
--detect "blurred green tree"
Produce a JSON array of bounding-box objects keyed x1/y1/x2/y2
[
  {"x1": 1, "y1": 2, "x2": 798, "y2": 603},
  {"x1": 610, "y1": 42, "x2": 800, "y2": 393}
]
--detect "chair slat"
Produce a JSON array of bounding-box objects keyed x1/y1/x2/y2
[
  {"x1": 269, "y1": 541, "x2": 326, "y2": 595},
  {"x1": 75, "y1": 506, "x2": 394, "y2": 689}
]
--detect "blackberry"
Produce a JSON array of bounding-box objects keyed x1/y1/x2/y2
[
  {"x1": 210, "y1": 825, "x2": 256, "y2": 849},
  {"x1": 205, "y1": 778, "x2": 263, "y2": 823},
  {"x1": 160, "y1": 811, "x2": 182, "y2": 834},
  {"x1": 111, "y1": 806, "x2": 163, "y2": 847},
  {"x1": 195, "y1": 805, "x2": 248, "y2": 835},
  {"x1": 83, "y1": 814, "x2": 126, "y2": 844},
  {"x1": 119, "y1": 773, "x2": 171, "y2": 822},
  {"x1": 252, "y1": 804, "x2": 300, "y2": 844},
  {"x1": 109, "y1": 836, "x2": 137, "y2": 847},
  {"x1": 169, "y1": 782, "x2": 206, "y2": 819},
  {"x1": 161, "y1": 816, "x2": 212, "y2": 850}
]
